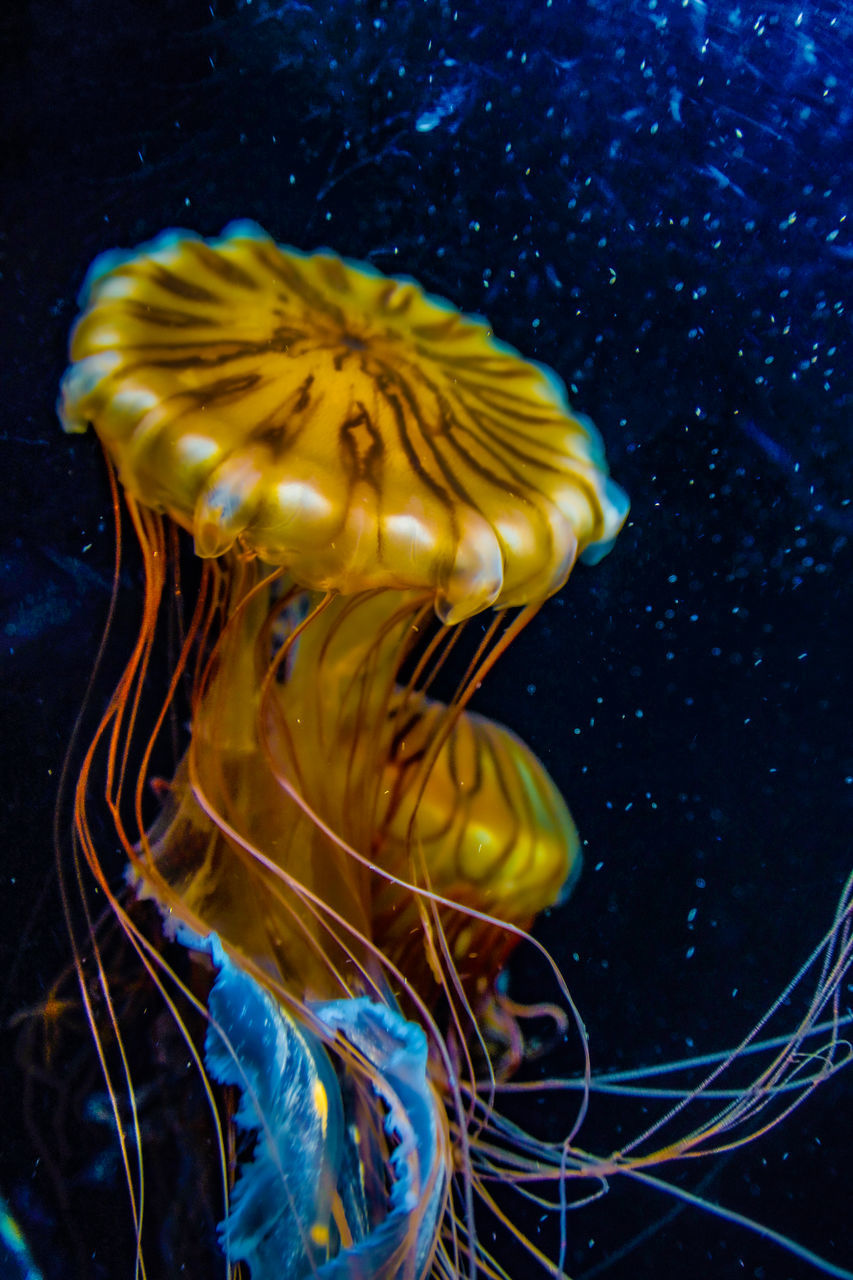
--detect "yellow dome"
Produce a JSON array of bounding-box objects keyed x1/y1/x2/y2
[{"x1": 59, "y1": 222, "x2": 628, "y2": 621}]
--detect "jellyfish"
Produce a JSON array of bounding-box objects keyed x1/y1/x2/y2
[
  {"x1": 48, "y1": 223, "x2": 851, "y2": 1280},
  {"x1": 55, "y1": 220, "x2": 627, "y2": 1278}
]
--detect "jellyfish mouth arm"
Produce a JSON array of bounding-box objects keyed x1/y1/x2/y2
[
  {"x1": 193, "y1": 933, "x2": 346, "y2": 1277},
  {"x1": 313, "y1": 998, "x2": 450, "y2": 1279},
  {"x1": 189, "y1": 932, "x2": 450, "y2": 1280}
]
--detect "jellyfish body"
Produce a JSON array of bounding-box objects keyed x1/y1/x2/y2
[{"x1": 57, "y1": 224, "x2": 629, "y2": 1276}]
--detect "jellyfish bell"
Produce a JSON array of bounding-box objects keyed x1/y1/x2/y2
[
  {"x1": 58, "y1": 220, "x2": 628, "y2": 622},
  {"x1": 55, "y1": 223, "x2": 630, "y2": 1276}
]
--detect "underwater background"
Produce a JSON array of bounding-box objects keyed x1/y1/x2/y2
[{"x1": 1, "y1": 1, "x2": 851, "y2": 1277}]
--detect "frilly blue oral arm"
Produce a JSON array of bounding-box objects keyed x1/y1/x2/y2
[
  {"x1": 201, "y1": 934, "x2": 344, "y2": 1277},
  {"x1": 196, "y1": 934, "x2": 446, "y2": 1279},
  {"x1": 313, "y1": 998, "x2": 446, "y2": 1279}
]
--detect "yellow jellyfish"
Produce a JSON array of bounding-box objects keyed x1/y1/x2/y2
[
  {"x1": 56, "y1": 221, "x2": 634, "y2": 1277},
  {"x1": 41, "y1": 222, "x2": 853, "y2": 1279}
]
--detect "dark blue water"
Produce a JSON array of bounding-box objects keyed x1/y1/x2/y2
[{"x1": 2, "y1": 2, "x2": 851, "y2": 1277}]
